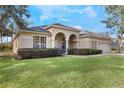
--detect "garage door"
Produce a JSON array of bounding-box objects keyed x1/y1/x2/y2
[{"x1": 99, "y1": 43, "x2": 110, "y2": 53}]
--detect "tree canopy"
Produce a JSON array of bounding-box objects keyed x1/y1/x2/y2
[
  {"x1": 102, "y1": 5, "x2": 124, "y2": 52},
  {"x1": 102, "y1": 5, "x2": 124, "y2": 38},
  {"x1": 0, "y1": 5, "x2": 31, "y2": 44}
]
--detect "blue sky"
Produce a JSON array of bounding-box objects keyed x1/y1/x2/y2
[{"x1": 28, "y1": 5, "x2": 108, "y2": 33}]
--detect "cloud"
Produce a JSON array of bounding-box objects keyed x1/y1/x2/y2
[
  {"x1": 61, "y1": 18, "x2": 71, "y2": 22},
  {"x1": 83, "y1": 6, "x2": 97, "y2": 18},
  {"x1": 74, "y1": 25, "x2": 82, "y2": 29},
  {"x1": 64, "y1": 8, "x2": 83, "y2": 14},
  {"x1": 40, "y1": 13, "x2": 53, "y2": 21},
  {"x1": 37, "y1": 6, "x2": 73, "y2": 22},
  {"x1": 36, "y1": 5, "x2": 97, "y2": 22},
  {"x1": 36, "y1": 6, "x2": 65, "y2": 21},
  {"x1": 37, "y1": 6, "x2": 55, "y2": 21},
  {"x1": 64, "y1": 6, "x2": 97, "y2": 18}
]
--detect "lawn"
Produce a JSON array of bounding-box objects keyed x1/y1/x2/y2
[{"x1": 0, "y1": 55, "x2": 124, "y2": 88}]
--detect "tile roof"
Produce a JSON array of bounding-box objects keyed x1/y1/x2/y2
[
  {"x1": 25, "y1": 23, "x2": 80, "y2": 32},
  {"x1": 80, "y1": 30, "x2": 111, "y2": 40},
  {"x1": 24, "y1": 23, "x2": 111, "y2": 39},
  {"x1": 26, "y1": 25, "x2": 49, "y2": 33}
]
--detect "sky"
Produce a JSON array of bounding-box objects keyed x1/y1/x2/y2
[
  {"x1": 1, "y1": 5, "x2": 111, "y2": 43},
  {"x1": 28, "y1": 5, "x2": 108, "y2": 33}
]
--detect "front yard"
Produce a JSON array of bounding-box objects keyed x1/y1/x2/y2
[{"x1": 0, "y1": 55, "x2": 124, "y2": 87}]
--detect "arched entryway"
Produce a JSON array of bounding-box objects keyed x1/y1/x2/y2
[
  {"x1": 69, "y1": 34, "x2": 77, "y2": 48},
  {"x1": 55, "y1": 32, "x2": 66, "y2": 49}
]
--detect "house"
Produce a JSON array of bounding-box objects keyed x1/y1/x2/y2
[{"x1": 13, "y1": 23, "x2": 112, "y2": 54}]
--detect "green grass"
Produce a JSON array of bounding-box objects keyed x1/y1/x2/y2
[{"x1": 0, "y1": 55, "x2": 124, "y2": 88}]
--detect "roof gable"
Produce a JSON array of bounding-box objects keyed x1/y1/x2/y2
[{"x1": 44, "y1": 23, "x2": 80, "y2": 32}]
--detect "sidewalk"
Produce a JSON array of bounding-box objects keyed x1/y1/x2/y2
[
  {"x1": 110, "y1": 51, "x2": 124, "y2": 56},
  {"x1": 66, "y1": 51, "x2": 124, "y2": 58}
]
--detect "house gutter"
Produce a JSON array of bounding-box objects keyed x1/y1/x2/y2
[{"x1": 12, "y1": 30, "x2": 51, "y2": 42}]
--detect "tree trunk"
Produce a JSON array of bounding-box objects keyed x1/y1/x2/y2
[
  {"x1": 0, "y1": 33, "x2": 2, "y2": 44},
  {"x1": 117, "y1": 39, "x2": 121, "y2": 53},
  {"x1": 0, "y1": 33, "x2": 3, "y2": 51}
]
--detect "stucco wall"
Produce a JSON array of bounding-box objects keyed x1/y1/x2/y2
[
  {"x1": 13, "y1": 28, "x2": 111, "y2": 54},
  {"x1": 79, "y1": 38, "x2": 90, "y2": 49},
  {"x1": 80, "y1": 37, "x2": 111, "y2": 53},
  {"x1": 92, "y1": 38, "x2": 111, "y2": 53},
  {"x1": 13, "y1": 31, "x2": 50, "y2": 54},
  {"x1": 20, "y1": 32, "x2": 51, "y2": 48},
  {"x1": 47, "y1": 27, "x2": 80, "y2": 41},
  {"x1": 97, "y1": 39, "x2": 111, "y2": 53},
  {"x1": 47, "y1": 27, "x2": 80, "y2": 49},
  {"x1": 20, "y1": 33, "x2": 33, "y2": 48},
  {"x1": 47, "y1": 35, "x2": 52, "y2": 48},
  {"x1": 13, "y1": 35, "x2": 20, "y2": 54},
  {"x1": 79, "y1": 37, "x2": 111, "y2": 53}
]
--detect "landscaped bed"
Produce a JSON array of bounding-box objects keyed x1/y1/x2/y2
[
  {"x1": 0, "y1": 55, "x2": 124, "y2": 88},
  {"x1": 16, "y1": 48, "x2": 102, "y2": 59}
]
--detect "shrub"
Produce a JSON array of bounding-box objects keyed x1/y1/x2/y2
[
  {"x1": 0, "y1": 43, "x2": 13, "y2": 51},
  {"x1": 16, "y1": 48, "x2": 66, "y2": 59},
  {"x1": 68, "y1": 48, "x2": 102, "y2": 55},
  {"x1": 111, "y1": 47, "x2": 118, "y2": 51}
]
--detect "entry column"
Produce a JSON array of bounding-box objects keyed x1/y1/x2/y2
[
  {"x1": 66, "y1": 39, "x2": 69, "y2": 54},
  {"x1": 77, "y1": 40, "x2": 80, "y2": 48},
  {"x1": 51, "y1": 39, "x2": 55, "y2": 48}
]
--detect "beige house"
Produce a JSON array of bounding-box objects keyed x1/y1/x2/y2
[{"x1": 13, "y1": 23, "x2": 111, "y2": 54}]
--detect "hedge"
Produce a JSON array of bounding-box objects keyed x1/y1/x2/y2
[
  {"x1": 68, "y1": 48, "x2": 102, "y2": 55},
  {"x1": 16, "y1": 48, "x2": 66, "y2": 59}
]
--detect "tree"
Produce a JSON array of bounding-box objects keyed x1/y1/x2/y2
[
  {"x1": 7, "y1": 23, "x2": 15, "y2": 41},
  {"x1": 0, "y1": 5, "x2": 31, "y2": 51},
  {"x1": 102, "y1": 5, "x2": 124, "y2": 52}
]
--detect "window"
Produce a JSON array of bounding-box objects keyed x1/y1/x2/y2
[
  {"x1": 33, "y1": 36, "x2": 46, "y2": 48},
  {"x1": 92, "y1": 41, "x2": 97, "y2": 49},
  {"x1": 40, "y1": 36, "x2": 46, "y2": 48},
  {"x1": 33, "y1": 36, "x2": 39, "y2": 48}
]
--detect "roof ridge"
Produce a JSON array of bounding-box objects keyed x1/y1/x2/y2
[
  {"x1": 50, "y1": 23, "x2": 81, "y2": 31},
  {"x1": 28, "y1": 25, "x2": 48, "y2": 28}
]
